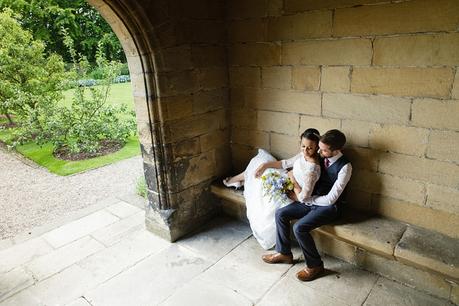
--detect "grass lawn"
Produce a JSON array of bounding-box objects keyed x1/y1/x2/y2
[{"x1": 0, "y1": 82, "x2": 141, "y2": 176}]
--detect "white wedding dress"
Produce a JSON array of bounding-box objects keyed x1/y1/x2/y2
[{"x1": 243, "y1": 149, "x2": 321, "y2": 249}]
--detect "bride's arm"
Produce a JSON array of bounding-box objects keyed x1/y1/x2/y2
[
  {"x1": 254, "y1": 160, "x2": 282, "y2": 178},
  {"x1": 294, "y1": 165, "x2": 320, "y2": 203}
]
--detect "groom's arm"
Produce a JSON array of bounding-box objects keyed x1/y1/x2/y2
[{"x1": 306, "y1": 163, "x2": 352, "y2": 206}]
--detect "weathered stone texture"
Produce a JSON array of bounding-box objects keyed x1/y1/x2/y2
[
  {"x1": 283, "y1": 39, "x2": 372, "y2": 65},
  {"x1": 411, "y1": 99, "x2": 459, "y2": 130},
  {"x1": 351, "y1": 67, "x2": 454, "y2": 98},
  {"x1": 291, "y1": 66, "x2": 320, "y2": 91},
  {"x1": 267, "y1": 11, "x2": 332, "y2": 41},
  {"x1": 334, "y1": 0, "x2": 459, "y2": 36},
  {"x1": 321, "y1": 66, "x2": 350, "y2": 93},
  {"x1": 261, "y1": 66, "x2": 292, "y2": 89},
  {"x1": 323, "y1": 93, "x2": 411, "y2": 124}
]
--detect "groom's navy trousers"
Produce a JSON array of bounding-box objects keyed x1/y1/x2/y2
[{"x1": 275, "y1": 202, "x2": 338, "y2": 268}]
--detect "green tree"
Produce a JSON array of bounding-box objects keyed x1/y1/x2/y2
[
  {"x1": 0, "y1": 9, "x2": 65, "y2": 126},
  {"x1": 0, "y1": 0, "x2": 125, "y2": 64}
]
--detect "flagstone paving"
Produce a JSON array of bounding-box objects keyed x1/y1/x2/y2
[{"x1": 0, "y1": 201, "x2": 453, "y2": 306}]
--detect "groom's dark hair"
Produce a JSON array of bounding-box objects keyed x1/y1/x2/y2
[{"x1": 320, "y1": 129, "x2": 346, "y2": 151}]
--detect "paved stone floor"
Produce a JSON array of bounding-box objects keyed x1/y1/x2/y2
[{"x1": 0, "y1": 200, "x2": 453, "y2": 306}]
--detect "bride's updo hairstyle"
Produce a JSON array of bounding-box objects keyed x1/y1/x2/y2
[{"x1": 300, "y1": 128, "x2": 320, "y2": 144}]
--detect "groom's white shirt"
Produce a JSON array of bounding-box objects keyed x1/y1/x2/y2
[{"x1": 305, "y1": 152, "x2": 352, "y2": 206}]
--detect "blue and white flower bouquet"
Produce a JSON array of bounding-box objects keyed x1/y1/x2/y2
[{"x1": 261, "y1": 170, "x2": 294, "y2": 207}]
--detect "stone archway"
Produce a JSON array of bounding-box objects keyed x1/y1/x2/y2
[{"x1": 88, "y1": 0, "x2": 231, "y2": 241}]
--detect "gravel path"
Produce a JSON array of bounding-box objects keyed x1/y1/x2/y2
[{"x1": 0, "y1": 147, "x2": 144, "y2": 240}]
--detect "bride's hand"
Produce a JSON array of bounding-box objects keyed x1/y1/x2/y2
[{"x1": 255, "y1": 164, "x2": 266, "y2": 178}]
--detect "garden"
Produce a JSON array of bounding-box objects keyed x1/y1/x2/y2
[{"x1": 0, "y1": 3, "x2": 141, "y2": 176}]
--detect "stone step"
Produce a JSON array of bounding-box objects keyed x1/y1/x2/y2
[{"x1": 211, "y1": 183, "x2": 459, "y2": 303}]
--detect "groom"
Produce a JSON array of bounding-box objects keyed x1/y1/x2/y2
[{"x1": 262, "y1": 129, "x2": 352, "y2": 281}]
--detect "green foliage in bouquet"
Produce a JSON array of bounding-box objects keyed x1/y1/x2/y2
[{"x1": 261, "y1": 170, "x2": 294, "y2": 206}]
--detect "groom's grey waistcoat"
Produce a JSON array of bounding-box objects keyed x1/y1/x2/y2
[{"x1": 312, "y1": 155, "x2": 350, "y2": 205}]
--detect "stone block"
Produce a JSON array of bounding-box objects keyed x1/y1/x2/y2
[
  {"x1": 90, "y1": 212, "x2": 145, "y2": 247},
  {"x1": 0, "y1": 267, "x2": 34, "y2": 302},
  {"x1": 369, "y1": 125, "x2": 428, "y2": 157},
  {"x1": 311, "y1": 231, "x2": 357, "y2": 264},
  {"x1": 452, "y1": 284, "x2": 459, "y2": 305},
  {"x1": 411, "y1": 99, "x2": 459, "y2": 130},
  {"x1": 0, "y1": 237, "x2": 53, "y2": 274},
  {"x1": 345, "y1": 147, "x2": 378, "y2": 172},
  {"x1": 83, "y1": 245, "x2": 212, "y2": 306},
  {"x1": 374, "y1": 33, "x2": 459, "y2": 66},
  {"x1": 268, "y1": 0, "x2": 283, "y2": 16},
  {"x1": 166, "y1": 110, "x2": 225, "y2": 142},
  {"x1": 261, "y1": 66, "x2": 292, "y2": 89},
  {"x1": 395, "y1": 226, "x2": 459, "y2": 279},
  {"x1": 345, "y1": 189, "x2": 372, "y2": 212},
  {"x1": 372, "y1": 195, "x2": 459, "y2": 239},
  {"x1": 363, "y1": 276, "x2": 449, "y2": 306},
  {"x1": 248, "y1": 88, "x2": 321, "y2": 115},
  {"x1": 197, "y1": 237, "x2": 290, "y2": 302},
  {"x1": 321, "y1": 66, "x2": 350, "y2": 93},
  {"x1": 175, "y1": 0, "x2": 225, "y2": 19},
  {"x1": 318, "y1": 215, "x2": 407, "y2": 258},
  {"x1": 177, "y1": 20, "x2": 226, "y2": 44},
  {"x1": 323, "y1": 93, "x2": 411, "y2": 125},
  {"x1": 270, "y1": 133, "x2": 299, "y2": 160},
  {"x1": 355, "y1": 249, "x2": 451, "y2": 300},
  {"x1": 231, "y1": 144, "x2": 257, "y2": 173},
  {"x1": 228, "y1": 0, "x2": 267, "y2": 18},
  {"x1": 426, "y1": 184, "x2": 459, "y2": 215},
  {"x1": 282, "y1": 39, "x2": 372, "y2": 65},
  {"x1": 351, "y1": 67, "x2": 454, "y2": 98},
  {"x1": 228, "y1": 19, "x2": 266, "y2": 42},
  {"x1": 160, "y1": 95, "x2": 193, "y2": 121},
  {"x1": 379, "y1": 153, "x2": 458, "y2": 188},
  {"x1": 200, "y1": 129, "x2": 229, "y2": 152},
  {"x1": 161, "y1": 278, "x2": 252, "y2": 306},
  {"x1": 267, "y1": 10, "x2": 332, "y2": 41},
  {"x1": 427, "y1": 130, "x2": 459, "y2": 163},
  {"x1": 285, "y1": 0, "x2": 385, "y2": 12},
  {"x1": 192, "y1": 88, "x2": 228, "y2": 115},
  {"x1": 104, "y1": 201, "x2": 143, "y2": 219},
  {"x1": 42, "y1": 211, "x2": 119, "y2": 248},
  {"x1": 25, "y1": 236, "x2": 105, "y2": 281},
  {"x1": 231, "y1": 109, "x2": 257, "y2": 129},
  {"x1": 191, "y1": 45, "x2": 226, "y2": 68},
  {"x1": 159, "y1": 46, "x2": 193, "y2": 72},
  {"x1": 158, "y1": 70, "x2": 199, "y2": 97},
  {"x1": 257, "y1": 111, "x2": 300, "y2": 135},
  {"x1": 229, "y1": 43, "x2": 281, "y2": 66},
  {"x1": 230, "y1": 67, "x2": 261, "y2": 88},
  {"x1": 174, "y1": 150, "x2": 216, "y2": 189},
  {"x1": 198, "y1": 67, "x2": 228, "y2": 90},
  {"x1": 299, "y1": 116, "x2": 341, "y2": 136},
  {"x1": 377, "y1": 173, "x2": 425, "y2": 204},
  {"x1": 341, "y1": 119, "x2": 375, "y2": 148},
  {"x1": 292, "y1": 66, "x2": 320, "y2": 91},
  {"x1": 232, "y1": 129, "x2": 270, "y2": 149},
  {"x1": 453, "y1": 70, "x2": 459, "y2": 99},
  {"x1": 334, "y1": 0, "x2": 459, "y2": 36}
]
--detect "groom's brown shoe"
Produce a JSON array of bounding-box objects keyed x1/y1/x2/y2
[
  {"x1": 262, "y1": 253, "x2": 293, "y2": 264},
  {"x1": 296, "y1": 266, "x2": 324, "y2": 281}
]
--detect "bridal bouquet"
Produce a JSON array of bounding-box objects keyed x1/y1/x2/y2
[{"x1": 261, "y1": 170, "x2": 294, "y2": 206}]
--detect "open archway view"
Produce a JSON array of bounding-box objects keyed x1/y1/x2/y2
[{"x1": 0, "y1": 1, "x2": 146, "y2": 241}]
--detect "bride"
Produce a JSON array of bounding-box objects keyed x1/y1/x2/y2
[{"x1": 223, "y1": 128, "x2": 321, "y2": 249}]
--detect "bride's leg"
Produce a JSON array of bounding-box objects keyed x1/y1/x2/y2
[{"x1": 226, "y1": 171, "x2": 245, "y2": 184}]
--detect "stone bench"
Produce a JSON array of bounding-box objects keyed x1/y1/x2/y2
[{"x1": 211, "y1": 183, "x2": 459, "y2": 303}]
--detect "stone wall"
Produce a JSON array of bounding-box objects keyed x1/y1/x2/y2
[
  {"x1": 91, "y1": 0, "x2": 231, "y2": 241},
  {"x1": 227, "y1": 0, "x2": 459, "y2": 238}
]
